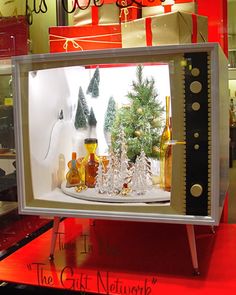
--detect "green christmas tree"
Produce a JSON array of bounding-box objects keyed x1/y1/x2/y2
[
  {"x1": 91, "y1": 77, "x2": 99, "y2": 98},
  {"x1": 88, "y1": 107, "x2": 97, "y2": 137},
  {"x1": 78, "y1": 86, "x2": 89, "y2": 116},
  {"x1": 86, "y1": 66, "x2": 100, "y2": 97},
  {"x1": 104, "y1": 96, "x2": 116, "y2": 132},
  {"x1": 86, "y1": 76, "x2": 95, "y2": 94},
  {"x1": 111, "y1": 65, "x2": 164, "y2": 162},
  {"x1": 74, "y1": 98, "x2": 87, "y2": 129},
  {"x1": 88, "y1": 107, "x2": 97, "y2": 127},
  {"x1": 93, "y1": 66, "x2": 100, "y2": 83}
]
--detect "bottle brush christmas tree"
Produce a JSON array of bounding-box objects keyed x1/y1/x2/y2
[
  {"x1": 88, "y1": 107, "x2": 97, "y2": 127},
  {"x1": 87, "y1": 76, "x2": 95, "y2": 95},
  {"x1": 78, "y1": 86, "x2": 89, "y2": 117},
  {"x1": 91, "y1": 77, "x2": 99, "y2": 98},
  {"x1": 93, "y1": 66, "x2": 100, "y2": 83},
  {"x1": 74, "y1": 97, "x2": 87, "y2": 129},
  {"x1": 88, "y1": 107, "x2": 97, "y2": 137},
  {"x1": 104, "y1": 96, "x2": 117, "y2": 132},
  {"x1": 111, "y1": 65, "x2": 164, "y2": 162},
  {"x1": 87, "y1": 66, "x2": 100, "y2": 98}
]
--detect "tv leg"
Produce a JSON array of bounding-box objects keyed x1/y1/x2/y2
[
  {"x1": 186, "y1": 224, "x2": 200, "y2": 275},
  {"x1": 49, "y1": 216, "x2": 61, "y2": 261},
  {"x1": 211, "y1": 226, "x2": 216, "y2": 234},
  {"x1": 89, "y1": 219, "x2": 96, "y2": 227}
]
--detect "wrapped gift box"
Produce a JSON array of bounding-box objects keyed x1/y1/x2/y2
[
  {"x1": 49, "y1": 25, "x2": 122, "y2": 53},
  {"x1": 119, "y1": 2, "x2": 141, "y2": 23},
  {"x1": 172, "y1": 2, "x2": 197, "y2": 13},
  {"x1": 142, "y1": 5, "x2": 165, "y2": 17},
  {"x1": 0, "y1": 16, "x2": 28, "y2": 57},
  {"x1": 142, "y1": 1, "x2": 197, "y2": 17},
  {"x1": 73, "y1": 2, "x2": 140, "y2": 25},
  {"x1": 122, "y1": 11, "x2": 208, "y2": 48},
  {"x1": 73, "y1": 3, "x2": 120, "y2": 26}
]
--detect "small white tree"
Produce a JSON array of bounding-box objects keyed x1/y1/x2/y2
[
  {"x1": 117, "y1": 129, "x2": 131, "y2": 190},
  {"x1": 131, "y1": 150, "x2": 152, "y2": 195},
  {"x1": 95, "y1": 162, "x2": 106, "y2": 194},
  {"x1": 103, "y1": 152, "x2": 116, "y2": 196}
]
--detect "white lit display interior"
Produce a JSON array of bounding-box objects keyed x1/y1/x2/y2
[{"x1": 28, "y1": 64, "x2": 171, "y2": 205}]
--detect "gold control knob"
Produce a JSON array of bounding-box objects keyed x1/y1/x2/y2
[
  {"x1": 191, "y1": 68, "x2": 200, "y2": 77},
  {"x1": 190, "y1": 184, "x2": 203, "y2": 197},
  {"x1": 190, "y1": 81, "x2": 202, "y2": 93},
  {"x1": 192, "y1": 102, "x2": 200, "y2": 111}
]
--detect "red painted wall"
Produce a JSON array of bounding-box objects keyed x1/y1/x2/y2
[{"x1": 197, "y1": 0, "x2": 228, "y2": 56}]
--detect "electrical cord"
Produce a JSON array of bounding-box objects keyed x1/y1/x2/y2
[{"x1": 43, "y1": 110, "x2": 64, "y2": 160}]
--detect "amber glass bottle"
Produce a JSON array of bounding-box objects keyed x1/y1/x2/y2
[
  {"x1": 160, "y1": 96, "x2": 171, "y2": 189},
  {"x1": 66, "y1": 152, "x2": 80, "y2": 187},
  {"x1": 85, "y1": 153, "x2": 99, "y2": 188},
  {"x1": 81, "y1": 138, "x2": 99, "y2": 183}
]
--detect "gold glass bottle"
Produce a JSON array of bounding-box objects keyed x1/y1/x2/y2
[
  {"x1": 160, "y1": 96, "x2": 171, "y2": 189},
  {"x1": 81, "y1": 138, "x2": 99, "y2": 183},
  {"x1": 164, "y1": 144, "x2": 172, "y2": 191},
  {"x1": 66, "y1": 152, "x2": 80, "y2": 187},
  {"x1": 164, "y1": 117, "x2": 172, "y2": 192}
]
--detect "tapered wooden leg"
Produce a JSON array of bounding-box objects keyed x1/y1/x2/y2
[
  {"x1": 89, "y1": 219, "x2": 96, "y2": 227},
  {"x1": 186, "y1": 224, "x2": 200, "y2": 275},
  {"x1": 49, "y1": 217, "x2": 61, "y2": 261},
  {"x1": 211, "y1": 225, "x2": 216, "y2": 234}
]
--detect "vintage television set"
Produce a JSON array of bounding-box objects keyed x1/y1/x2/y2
[{"x1": 12, "y1": 43, "x2": 228, "y2": 270}]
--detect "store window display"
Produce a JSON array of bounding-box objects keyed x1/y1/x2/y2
[{"x1": 1, "y1": 1, "x2": 234, "y2": 293}]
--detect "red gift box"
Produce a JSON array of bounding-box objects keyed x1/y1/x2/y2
[
  {"x1": 73, "y1": 1, "x2": 140, "y2": 25},
  {"x1": 73, "y1": 3, "x2": 120, "y2": 26},
  {"x1": 0, "y1": 16, "x2": 28, "y2": 57},
  {"x1": 49, "y1": 25, "x2": 122, "y2": 53},
  {"x1": 119, "y1": 2, "x2": 141, "y2": 23}
]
